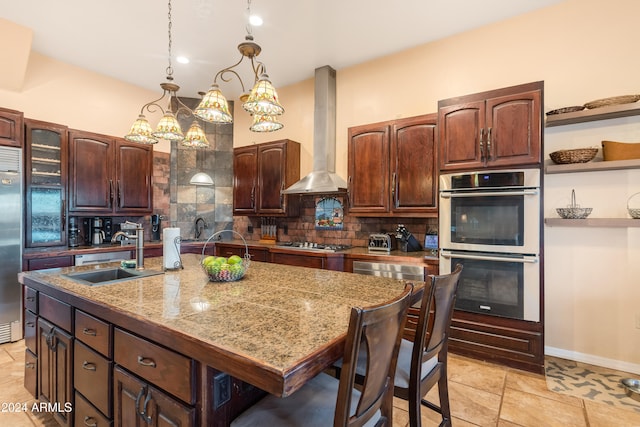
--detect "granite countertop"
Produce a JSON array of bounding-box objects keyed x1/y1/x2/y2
[{"x1": 20, "y1": 254, "x2": 419, "y2": 396}]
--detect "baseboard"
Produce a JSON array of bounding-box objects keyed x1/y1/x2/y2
[{"x1": 545, "y1": 346, "x2": 640, "y2": 375}]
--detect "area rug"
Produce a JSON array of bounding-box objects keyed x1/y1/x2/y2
[{"x1": 545, "y1": 357, "x2": 640, "y2": 414}]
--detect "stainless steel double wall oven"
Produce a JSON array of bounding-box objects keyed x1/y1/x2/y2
[{"x1": 439, "y1": 169, "x2": 541, "y2": 322}]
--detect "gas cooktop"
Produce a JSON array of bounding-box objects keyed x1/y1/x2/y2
[{"x1": 276, "y1": 242, "x2": 351, "y2": 253}]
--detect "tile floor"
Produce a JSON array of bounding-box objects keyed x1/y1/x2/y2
[{"x1": 1, "y1": 339, "x2": 639, "y2": 426}]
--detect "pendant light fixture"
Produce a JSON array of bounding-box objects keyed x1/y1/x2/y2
[
  {"x1": 125, "y1": 0, "x2": 209, "y2": 147},
  {"x1": 190, "y1": 147, "x2": 214, "y2": 186},
  {"x1": 195, "y1": 0, "x2": 284, "y2": 132}
]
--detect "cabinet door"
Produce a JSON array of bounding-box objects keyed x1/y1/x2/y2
[
  {"x1": 233, "y1": 146, "x2": 258, "y2": 215},
  {"x1": 37, "y1": 318, "x2": 73, "y2": 427},
  {"x1": 438, "y1": 100, "x2": 485, "y2": 171},
  {"x1": 348, "y1": 123, "x2": 391, "y2": 214},
  {"x1": 24, "y1": 349, "x2": 37, "y2": 398},
  {"x1": 391, "y1": 114, "x2": 438, "y2": 213},
  {"x1": 113, "y1": 366, "x2": 195, "y2": 427},
  {"x1": 69, "y1": 130, "x2": 114, "y2": 213},
  {"x1": 485, "y1": 89, "x2": 541, "y2": 167},
  {"x1": 24, "y1": 119, "x2": 68, "y2": 247},
  {"x1": 0, "y1": 107, "x2": 23, "y2": 148},
  {"x1": 115, "y1": 139, "x2": 153, "y2": 214}
]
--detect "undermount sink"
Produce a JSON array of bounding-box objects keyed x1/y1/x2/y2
[{"x1": 62, "y1": 267, "x2": 164, "y2": 286}]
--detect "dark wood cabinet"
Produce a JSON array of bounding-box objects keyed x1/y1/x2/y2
[
  {"x1": 215, "y1": 243, "x2": 269, "y2": 262},
  {"x1": 233, "y1": 140, "x2": 300, "y2": 216},
  {"x1": 69, "y1": 130, "x2": 152, "y2": 215},
  {"x1": 0, "y1": 107, "x2": 23, "y2": 148},
  {"x1": 37, "y1": 317, "x2": 73, "y2": 427},
  {"x1": 24, "y1": 255, "x2": 74, "y2": 271},
  {"x1": 75, "y1": 340, "x2": 113, "y2": 418},
  {"x1": 438, "y1": 81, "x2": 543, "y2": 171},
  {"x1": 113, "y1": 366, "x2": 195, "y2": 427},
  {"x1": 348, "y1": 114, "x2": 438, "y2": 217},
  {"x1": 24, "y1": 119, "x2": 68, "y2": 248}
]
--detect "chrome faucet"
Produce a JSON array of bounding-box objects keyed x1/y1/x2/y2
[
  {"x1": 195, "y1": 217, "x2": 207, "y2": 239},
  {"x1": 111, "y1": 231, "x2": 130, "y2": 243}
]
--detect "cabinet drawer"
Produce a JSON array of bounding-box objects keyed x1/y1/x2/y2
[
  {"x1": 26, "y1": 255, "x2": 74, "y2": 271},
  {"x1": 74, "y1": 392, "x2": 112, "y2": 427},
  {"x1": 24, "y1": 286, "x2": 37, "y2": 313},
  {"x1": 75, "y1": 310, "x2": 112, "y2": 358},
  {"x1": 39, "y1": 293, "x2": 72, "y2": 333},
  {"x1": 75, "y1": 340, "x2": 112, "y2": 417},
  {"x1": 114, "y1": 328, "x2": 194, "y2": 404},
  {"x1": 24, "y1": 310, "x2": 37, "y2": 354},
  {"x1": 24, "y1": 349, "x2": 37, "y2": 398}
]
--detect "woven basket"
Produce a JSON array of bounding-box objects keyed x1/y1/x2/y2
[
  {"x1": 545, "y1": 106, "x2": 585, "y2": 116},
  {"x1": 201, "y1": 230, "x2": 251, "y2": 282},
  {"x1": 549, "y1": 148, "x2": 598, "y2": 164},
  {"x1": 584, "y1": 94, "x2": 640, "y2": 109},
  {"x1": 628, "y1": 192, "x2": 640, "y2": 219},
  {"x1": 556, "y1": 189, "x2": 592, "y2": 219}
]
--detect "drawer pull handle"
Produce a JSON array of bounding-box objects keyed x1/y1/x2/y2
[
  {"x1": 26, "y1": 296, "x2": 35, "y2": 302},
  {"x1": 82, "y1": 328, "x2": 97, "y2": 336},
  {"x1": 82, "y1": 361, "x2": 97, "y2": 371},
  {"x1": 135, "y1": 386, "x2": 147, "y2": 419},
  {"x1": 25, "y1": 362, "x2": 35, "y2": 369},
  {"x1": 83, "y1": 416, "x2": 97, "y2": 427},
  {"x1": 137, "y1": 356, "x2": 157, "y2": 368},
  {"x1": 26, "y1": 322, "x2": 34, "y2": 328}
]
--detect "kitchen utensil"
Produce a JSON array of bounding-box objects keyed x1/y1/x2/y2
[
  {"x1": 556, "y1": 189, "x2": 592, "y2": 219},
  {"x1": 92, "y1": 229, "x2": 105, "y2": 245}
]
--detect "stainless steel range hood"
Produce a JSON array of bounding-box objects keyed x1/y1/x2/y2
[{"x1": 281, "y1": 65, "x2": 348, "y2": 194}]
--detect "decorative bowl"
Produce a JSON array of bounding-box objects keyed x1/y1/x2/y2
[{"x1": 549, "y1": 148, "x2": 598, "y2": 164}]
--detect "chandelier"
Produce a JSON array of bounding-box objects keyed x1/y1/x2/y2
[
  {"x1": 195, "y1": 0, "x2": 284, "y2": 132},
  {"x1": 125, "y1": 0, "x2": 209, "y2": 147}
]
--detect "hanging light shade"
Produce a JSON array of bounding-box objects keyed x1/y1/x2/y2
[
  {"x1": 197, "y1": 0, "x2": 284, "y2": 132},
  {"x1": 152, "y1": 111, "x2": 184, "y2": 141},
  {"x1": 125, "y1": 115, "x2": 158, "y2": 144},
  {"x1": 194, "y1": 84, "x2": 233, "y2": 124},
  {"x1": 242, "y1": 73, "x2": 284, "y2": 116},
  {"x1": 190, "y1": 172, "x2": 214, "y2": 186},
  {"x1": 249, "y1": 114, "x2": 284, "y2": 132},
  {"x1": 182, "y1": 120, "x2": 209, "y2": 148}
]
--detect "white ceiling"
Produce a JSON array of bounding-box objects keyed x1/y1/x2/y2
[{"x1": 1, "y1": 0, "x2": 564, "y2": 99}]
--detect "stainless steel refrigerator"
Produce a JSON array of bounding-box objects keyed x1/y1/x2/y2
[{"x1": 0, "y1": 146, "x2": 23, "y2": 343}]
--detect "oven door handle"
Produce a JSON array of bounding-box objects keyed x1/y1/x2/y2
[
  {"x1": 440, "y1": 189, "x2": 539, "y2": 198},
  {"x1": 441, "y1": 250, "x2": 538, "y2": 264}
]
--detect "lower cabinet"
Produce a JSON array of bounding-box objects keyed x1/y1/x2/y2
[
  {"x1": 37, "y1": 317, "x2": 73, "y2": 427},
  {"x1": 113, "y1": 366, "x2": 195, "y2": 427}
]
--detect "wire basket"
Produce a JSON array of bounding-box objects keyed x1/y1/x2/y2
[
  {"x1": 628, "y1": 192, "x2": 640, "y2": 219},
  {"x1": 200, "y1": 230, "x2": 251, "y2": 282},
  {"x1": 549, "y1": 148, "x2": 598, "y2": 164},
  {"x1": 556, "y1": 189, "x2": 592, "y2": 219}
]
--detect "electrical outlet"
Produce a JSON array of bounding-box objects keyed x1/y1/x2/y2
[
  {"x1": 636, "y1": 313, "x2": 640, "y2": 329},
  {"x1": 213, "y1": 373, "x2": 231, "y2": 409}
]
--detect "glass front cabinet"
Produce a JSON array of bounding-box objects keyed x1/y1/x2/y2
[{"x1": 24, "y1": 119, "x2": 68, "y2": 247}]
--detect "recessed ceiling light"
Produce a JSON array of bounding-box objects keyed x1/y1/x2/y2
[
  {"x1": 249, "y1": 15, "x2": 263, "y2": 26},
  {"x1": 176, "y1": 56, "x2": 190, "y2": 64}
]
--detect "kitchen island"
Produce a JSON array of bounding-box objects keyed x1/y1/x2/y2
[{"x1": 20, "y1": 254, "x2": 417, "y2": 426}]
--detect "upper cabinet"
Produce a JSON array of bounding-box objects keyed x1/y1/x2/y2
[
  {"x1": 24, "y1": 119, "x2": 68, "y2": 247},
  {"x1": 348, "y1": 114, "x2": 438, "y2": 217},
  {"x1": 438, "y1": 81, "x2": 543, "y2": 171},
  {"x1": 68, "y1": 130, "x2": 152, "y2": 215},
  {"x1": 0, "y1": 107, "x2": 23, "y2": 148},
  {"x1": 233, "y1": 139, "x2": 300, "y2": 217}
]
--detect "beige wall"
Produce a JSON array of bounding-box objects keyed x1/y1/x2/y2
[{"x1": 2, "y1": 0, "x2": 639, "y2": 372}]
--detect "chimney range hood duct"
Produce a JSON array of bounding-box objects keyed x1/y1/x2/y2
[{"x1": 281, "y1": 65, "x2": 348, "y2": 194}]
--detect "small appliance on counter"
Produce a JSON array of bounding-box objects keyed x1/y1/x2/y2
[
  {"x1": 368, "y1": 233, "x2": 397, "y2": 253},
  {"x1": 395, "y1": 224, "x2": 422, "y2": 252},
  {"x1": 82, "y1": 216, "x2": 113, "y2": 245}
]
